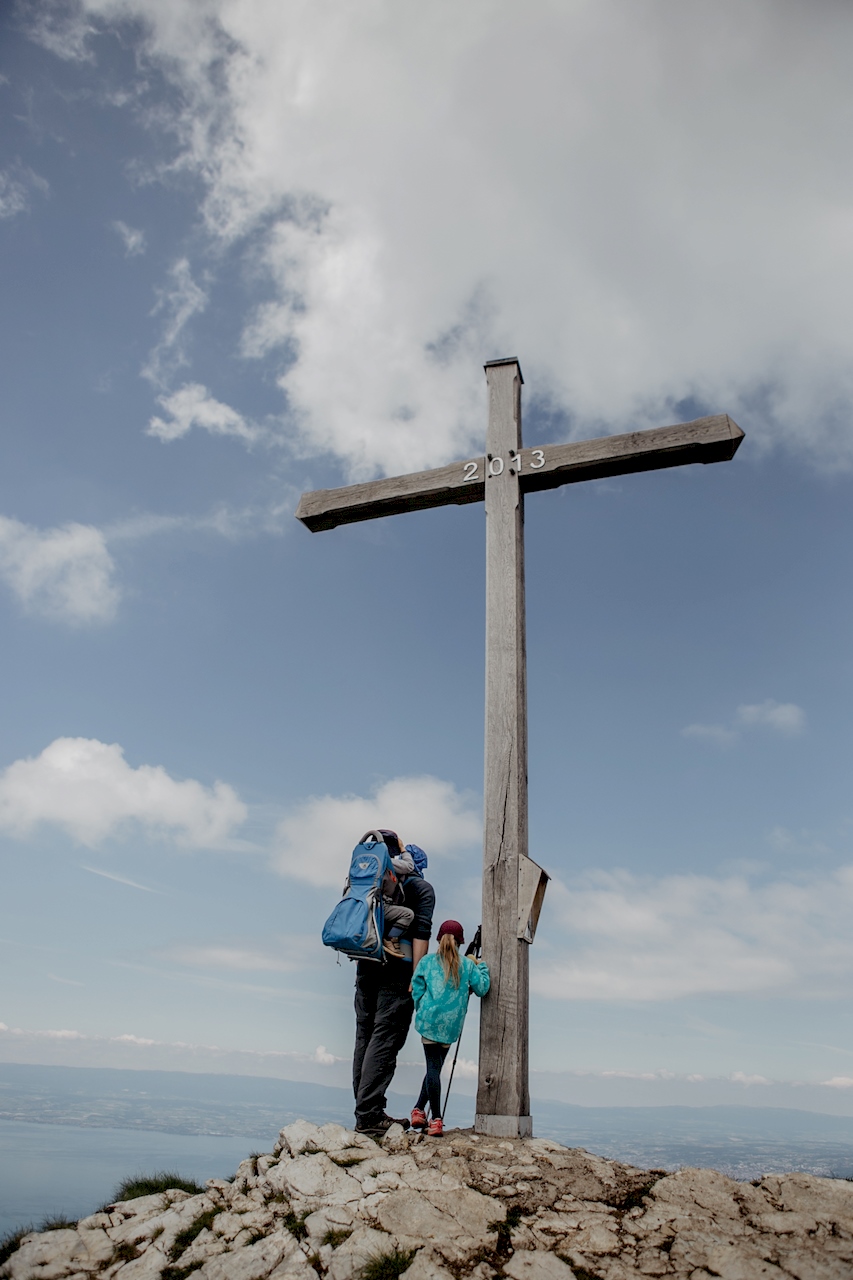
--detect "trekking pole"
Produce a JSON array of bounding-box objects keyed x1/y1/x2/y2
[
  {"x1": 442, "y1": 926, "x2": 482, "y2": 1122},
  {"x1": 443, "y1": 1014, "x2": 466, "y2": 1118}
]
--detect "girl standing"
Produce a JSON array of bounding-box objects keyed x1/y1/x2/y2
[{"x1": 410, "y1": 919, "x2": 490, "y2": 1136}]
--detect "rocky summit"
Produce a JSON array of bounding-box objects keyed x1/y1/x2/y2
[{"x1": 3, "y1": 1119, "x2": 853, "y2": 1280}]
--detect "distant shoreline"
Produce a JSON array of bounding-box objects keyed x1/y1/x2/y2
[{"x1": 2, "y1": 1062, "x2": 853, "y2": 1182}]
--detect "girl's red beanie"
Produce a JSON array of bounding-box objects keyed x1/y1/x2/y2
[{"x1": 437, "y1": 919, "x2": 464, "y2": 945}]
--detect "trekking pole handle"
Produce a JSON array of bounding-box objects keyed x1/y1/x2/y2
[{"x1": 465, "y1": 925, "x2": 482, "y2": 959}]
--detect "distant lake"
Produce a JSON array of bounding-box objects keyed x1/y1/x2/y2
[
  {"x1": 3, "y1": 1062, "x2": 853, "y2": 1239},
  {"x1": 0, "y1": 1120, "x2": 257, "y2": 1238}
]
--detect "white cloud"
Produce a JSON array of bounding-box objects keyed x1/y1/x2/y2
[
  {"x1": 26, "y1": 0, "x2": 97, "y2": 62},
  {"x1": 142, "y1": 258, "x2": 207, "y2": 387},
  {"x1": 0, "y1": 165, "x2": 49, "y2": 220},
  {"x1": 148, "y1": 383, "x2": 262, "y2": 443},
  {"x1": 737, "y1": 700, "x2": 805, "y2": 736},
  {"x1": 0, "y1": 171, "x2": 30, "y2": 220},
  {"x1": 272, "y1": 774, "x2": 481, "y2": 887},
  {"x1": 823, "y1": 1077, "x2": 853, "y2": 1089},
  {"x1": 681, "y1": 723, "x2": 738, "y2": 748},
  {"x1": 0, "y1": 515, "x2": 119, "y2": 624},
  {"x1": 71, "y1": 0, "x2": 853, "y2": 475},
  {"x1": 112, "y1": 219, "x2": 146, "y2": 256},
  {"x1": 731, "y1": 1072, "x2": 771, "y2": 1086},
  {"x1": 683, "y1": 699, "x2": 805, "y2": 747},
  {"x1": 445, "y1": 1056, "x2": 478, "y2": 1080},
  {"x1": 0, "y1": 737, "x2": 247, "y2": 849},
  {"x1": 533, "y1": 863, "x2": 853, "y2": 1002}
]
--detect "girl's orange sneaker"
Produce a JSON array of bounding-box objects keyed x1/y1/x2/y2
[
  {"x1": 426, "y1": 1117, "x2": 444, "y2": 1137},
  {"x1": 410, "y1": 1108, "x2": 427, "y2": 1130}
]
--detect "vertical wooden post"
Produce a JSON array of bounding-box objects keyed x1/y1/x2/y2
[{"x1": 475, "y1": 358, "x2": 531, "y2": 1139}]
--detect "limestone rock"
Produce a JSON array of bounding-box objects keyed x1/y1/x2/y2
[
  {"x1": 4, "y1": 1123, "x2": 853, "y2": 1280},
  {"x1": 503, "y1": 1250, "x2": 577, "y2": 1280},
  {"x1": 3, "y1": 1228, "x2": 87, "y2": 1280},
  {"x1": 376, "y1": 1188, "x2": 457, "y2": 1242},
  {"x1": 423, "y1": 1186, "x2": 504, "y2": 1239},
  {"x1": 176, "y1": 1228, "x2": 229, "y2": 1268},
  {"x1": 191, "y1": 1230, "x2": 298, "y2": 1280},
  {"x1": 304, "y1": 1205, "x2": 357, "y2": 1241},
  {"x1": 399, "y1": 1246, "x2": 457, "y2": 1280},
  {"x1": 326, "y1": 1226, "x2": 399, "y2": 1280},
  {"x1": 265, "y1": 1152, "x2": 364, "y2": 1207},
  {"x1": 281, "y1": 1121, "x2": 375, "y2": 1158}
]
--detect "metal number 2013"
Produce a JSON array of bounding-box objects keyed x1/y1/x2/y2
[{"x1": 462, "y1": 461, "x2": 479, "y2": 482}]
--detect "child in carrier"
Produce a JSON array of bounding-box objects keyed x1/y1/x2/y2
[
  {"x1": 373, "y1": 829, "x2": 416, "y2": 959},
  {"x1": 410, "y1": 919, "x2": 490, "y2": 1136}
]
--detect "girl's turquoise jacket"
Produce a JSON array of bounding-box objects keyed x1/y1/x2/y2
[{"x1": 411, "y1": 953, "x2": 490, "y2": 1045}]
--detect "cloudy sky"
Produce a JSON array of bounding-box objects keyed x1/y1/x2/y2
[{"x1": 2, "y1": 0, "x2": 853, "y2": 1116}]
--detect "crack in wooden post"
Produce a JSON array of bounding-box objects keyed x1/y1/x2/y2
[{"x1": 475, "y1": 358, "x2": 531, "y2": 1137}]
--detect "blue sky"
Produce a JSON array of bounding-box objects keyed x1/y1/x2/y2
[{"x1": 2, "y1": 0, "x2": 853, "y2": 1115}]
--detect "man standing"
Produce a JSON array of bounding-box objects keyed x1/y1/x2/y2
[{"x1": 352, "y1": 832, "x2": 435, "y2": 1134}]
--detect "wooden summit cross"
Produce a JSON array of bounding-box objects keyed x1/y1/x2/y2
[{"x1": 296, "y1": 358, "x2": 744, "y2": 1138}]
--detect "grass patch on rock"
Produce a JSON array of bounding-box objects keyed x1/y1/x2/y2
[
  {"x1": 282, "y1": 1209, "x2": 311, "y2": 1241},
  {"x1": 169, "y1": 1207, "x2": 222, "y2": 1261},
  {"x1": 40, "y1": 1215, "x2": 78, "y2": 1232},
  {"x1": 607, "y1": 1177, "x2": 662, "y2": 1213},
  {"x1": 0, "y1": 1226, "x2": 33, "y2": 1270},
  {"x1": 161, "y1": 1265, "x2": 201, "y2": 1280},
  {"x1": 111, "y1": 1171, "x2": 206, "y2": 1202},
  {"x1": 112, "y1": 1242, "x2": 142, "y2": 1263},
  {"x1": 358, "y1": 1247, "x2": 417, "y2": 1280},
  {"x1": 322, "y1": 1227, "x2": 353, "y2": 1247}
]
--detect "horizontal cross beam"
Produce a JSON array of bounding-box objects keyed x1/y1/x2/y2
[{"x1": 295, "y1": 413, "x2": 744, "y2": 532}]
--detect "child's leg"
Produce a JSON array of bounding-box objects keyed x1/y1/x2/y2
[
  {"x1": 383, "y1": 903, "x2": 414, "y2": 938},
  {"x1": 414, "y1": 1071, "x2": 430, "y2": 1113},
  {"x1": 424, "y1": 1043, "x2": 450, "y2": 1118}
]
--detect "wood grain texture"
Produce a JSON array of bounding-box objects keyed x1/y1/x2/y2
[
  {"x1": 294, "y1": 415, "x2": 742, "y2": 533},
  {"x1": 294, "y1": 457, "x2": 485, "y2": 531},
  {"x1": 475, "y1": 359, "x2": 531, "y2": 1136},
  {"x1": 518, "y1": 415, "x2": 743, "y2": 493}
]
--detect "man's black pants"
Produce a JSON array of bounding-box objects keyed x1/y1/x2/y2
[{"x1": 353, "y1": 976, "x2": 413, "y2": 1125}]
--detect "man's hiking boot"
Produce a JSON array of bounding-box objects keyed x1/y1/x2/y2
[
  {"x1": 410, "y1": 1107, "x2": 427, "y2": 1130},
  {"x1": 383, "y1": 938, "x2": 405, "y2": 959},
  {"x1": 426, "y1": 1117, "x2": 444, "y2": 1137},
  {"x1": 355, "y1": 1113, "x2": 410, "y2": 1135},
  {"x1": 355, "y1": 1115, "x2": 392, "y2": 1135}
]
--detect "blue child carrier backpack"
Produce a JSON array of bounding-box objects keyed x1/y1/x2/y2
[{"x1": 322, "y1": 831, "x2": 394, "y2": 962}]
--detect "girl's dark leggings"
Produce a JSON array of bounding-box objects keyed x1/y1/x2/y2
[{"x1": 415, "y1": 1042, "x2": 451, "y2": 1117}]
